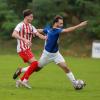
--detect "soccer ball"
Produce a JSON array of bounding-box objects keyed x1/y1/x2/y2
[{"x1": 74, "y1": 80, "x2": 86, "y2": 90}]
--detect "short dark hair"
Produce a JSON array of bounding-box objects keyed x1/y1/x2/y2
[
  {"x1": 23, "y1": 9, "x2": 33, "y2": 18},
  {"x1": 53, "y1": 15, "x2": 63, "y2": 24}
]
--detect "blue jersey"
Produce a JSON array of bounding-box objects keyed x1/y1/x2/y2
[{"x1": 43, "y1": 25, "x2": 63, "y2": 53}]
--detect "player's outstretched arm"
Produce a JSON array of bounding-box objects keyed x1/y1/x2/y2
[
  {"x1": 37, "y1": 29, "x2": 44, "y2": 33},
  {"x1": 35, "y1": 31, "x2": 47, "y2": 40},
  {"x1": 62, "y1": 21, "x2": 88, "y2": 33}
]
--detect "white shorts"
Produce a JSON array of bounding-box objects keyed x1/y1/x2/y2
[{"x1": 38, "y1": 49, "x2": 65, "y2": 68}]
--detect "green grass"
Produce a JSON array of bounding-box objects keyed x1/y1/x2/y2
[{"x1": 0, "y1": 55, "x2": 100, "y2": 100}]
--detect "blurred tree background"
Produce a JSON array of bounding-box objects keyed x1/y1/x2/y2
[{"x1": 0, "y1": 0, "x2": 100, "y2": 56}]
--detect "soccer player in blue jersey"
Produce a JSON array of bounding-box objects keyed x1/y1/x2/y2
[{"x1": 13, "y1": 15, "x2": 87, "y2": 89}]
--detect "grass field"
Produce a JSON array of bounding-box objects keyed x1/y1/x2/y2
[{"x1": 0, "y1": 55, "x2": 100, "y2": 100}]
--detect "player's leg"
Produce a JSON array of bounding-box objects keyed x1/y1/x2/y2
[
  {"x1": 20, "y1": 57, "x2": 38, "y2": 81},
  {"x1": 13, "y1": 49, "x2": 34, "y2": 80},
  {"x1": 15, "y1": 49, "x2": 39, "y2": 88},
  {"x1": 57, "y1": 62, "x2": 86, "y2": 90},
  {"x1": 54, "y1": 52, "x2": 76, "y2": 87},
  {"x1": 38, "y1": 50, "x2": 51, "y2": 68},
  {"x1": 57, "y1": 62, "x2": 76, "y2": 82},
  {"x1": 13, "y1": 66, "x2": 29, "y2": 79},
  {"x1": 16, "y1": 57, "x2": 38, "y2": 88},
  {"x1": 16, "y1": 49, "x2": 52, "y2": 88},
  {"x1": 24, "y1": 49, "x2": 52, "y2": 76},
  {"x1": 13, "y1": 49, "x2": 50, "y2": 79},
  {"x1": 13, "y1": 49, "x2": 49, "y2": 80},
  {"x1": 13, "y1": 54, "x2": 45, "y2": 80},
  {"x1": 19, "y1": 50, "x2": 53, "y2": 88}
]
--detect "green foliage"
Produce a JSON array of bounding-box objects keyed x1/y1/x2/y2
[
  {"x1": 0, "y1": 0, "x2": 19, "y2": 39},
  {"x1": 0, "y1": 0, "x2": 100, "y2": 39},
  {"x1": 30, "y1": 0, "x2": 100, "y2": 39},
  {"x1": 75, "y1": 0, "x2": 100, "y2": 39},
  {"x1": 7, "y1": 0, "x2": 32, "y2": 17},
  {"x1": 29, "y1": 0, "x2": 69, "y2": 27}
]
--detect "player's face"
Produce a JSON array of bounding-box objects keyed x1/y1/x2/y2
[
  {"x1": 27, "y1": 14, "x2": 33, "y2": 23},
  {"x1": 57, "y1": 19, "x2": 63, "y2": 28}
]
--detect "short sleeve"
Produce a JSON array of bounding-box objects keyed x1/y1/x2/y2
[
  {"x1": 43, "y1": 28, "x2": 47, "y2": 34},
  {"x1": 14, "y1": 23, "x2": 21, "y2": 32},
  {"x1": 32, "y1": 26, "x2": 38, "y2": 35},
  {"x1": 58, "y1": 28, "x2": 63, "y2": 33},
  {"x1": 43, "y1": 25, "x2": 51, "y2": 35}
]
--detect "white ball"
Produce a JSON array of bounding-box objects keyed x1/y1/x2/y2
[{"x1": 74, "y1": 80, "x2": 85, "y2": 90}]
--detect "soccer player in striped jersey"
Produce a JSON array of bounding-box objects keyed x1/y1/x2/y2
[
  {"x1": 12, "y1": 9, "x2": 47, "y2": 88},
  {"x1": 13, "y1": 15, "x2": 87, "y2": 89}
]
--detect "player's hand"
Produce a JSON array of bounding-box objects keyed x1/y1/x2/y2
[
  {"x1": 24, "y1": 39, "x2": 32, "y2": 47},
  {"x1": 79, "y1": 21, "x2": 88, "y2": 27},
  {"x1": 42, "y1": 36, "x2": 48, "y2": 40},
  {"x1": 44, "y1": 36, "x2": 48, "y2": 40}
]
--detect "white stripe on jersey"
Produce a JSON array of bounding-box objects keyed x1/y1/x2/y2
[{"x1": 14, "y1": 22, "x2": 37, "y2": 52}]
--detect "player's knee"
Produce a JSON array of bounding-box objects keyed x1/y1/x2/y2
[
  {"x1": 38, "y1": 61, "x2": 44, "y2": 68},
  {"x1": 30, "y1": 61, "x2": 38, "y2": 70},
  {"x1": 31, "y1": 61, "x2": 43, "y2": 72},
  {"x1": 31, "y1": 61, "x2": 38, "y2": 66}
]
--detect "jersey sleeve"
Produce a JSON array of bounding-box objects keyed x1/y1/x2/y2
[
  {"x1": 32, "y1": 26, "x2": 38, "y2": 35},
  {"x1": 58, "y1": 28, "x2": 63, "y2": 34},
  {"x1": 43, "y1": 28, "x2": 47, "y2": 34},
  {"x1": 43, "y1": 25, "x2": 50, "y2": 35},
  {"x1": 14, "y1": 23, "x2": 21, "y2": 32}
]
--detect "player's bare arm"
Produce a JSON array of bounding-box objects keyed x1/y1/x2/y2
[
  {"x1": 62, "y1": 21, "x2": 88, "y2": 33},
  {"x1": 35, "y1": 31, "x2": 47, "y2": 40},
  {"x1": 37, "y1": 29, "x2": 43, "y2": 33},
  {"x1": 12, "y1": 30, "x2": 32, "y2": 47}
]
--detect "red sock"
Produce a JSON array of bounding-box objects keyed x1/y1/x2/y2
[{"x1": 21, "y1": 61, "x2": 38, "y2": 81}]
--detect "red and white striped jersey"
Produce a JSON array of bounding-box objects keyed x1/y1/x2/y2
[{"x1": 14, "y1": 22, "x2": 38, "y2": 52}]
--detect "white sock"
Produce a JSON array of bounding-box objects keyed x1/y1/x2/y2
[
  {"x1": 66, "y1": 72, "x2": 76, "y2": 83},
  {"x1": 21, "y1": 66, "x2": 29, "y2": 73}
]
